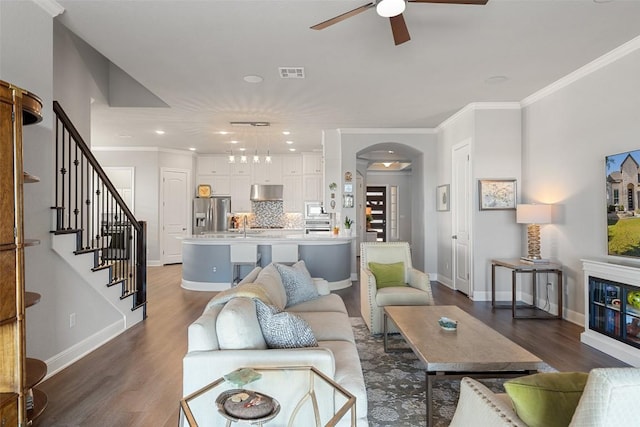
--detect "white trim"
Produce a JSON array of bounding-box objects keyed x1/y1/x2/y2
[
  {"x1": 338, "y1": 128, "x2": 437, "y2": 135},
  {"x1": 147, "y1": 259, "x2": 162, "y2": 267},
  {"x1": 43, "y1": 319, "x2": 124, "y2": 379},
  {"x1": 92, "y1": 146, "x2": 196, "y2": 156},
  {"x1": 581, "y1": 330, "x2": 640, "y2": 367},
  {"x1": 328, "y1": 278, "x2": 352, "y2": 291},
  {"x1": 438, "y1": 102, "x2": 521, "y2": 131},
  {"x1": 522, "y1": 34, "x2": 640, "y2": 107},
  {"x1": 32, "y1": 0, "x2": 64, "y2": 17}
]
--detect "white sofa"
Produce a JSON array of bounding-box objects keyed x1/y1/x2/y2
[
  {"x1": 183, "y1": 263, "x2": 368, "y2": 427},
  {"x1": 449, "y1": 368, "x2": 640, "y2": 427}
]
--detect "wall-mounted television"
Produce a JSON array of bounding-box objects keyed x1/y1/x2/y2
[{"x1": 606, "y1": 149, "x2": 640, "y2": 258}]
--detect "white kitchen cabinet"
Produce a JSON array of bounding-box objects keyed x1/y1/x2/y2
[
  {"x1": 197, "y1": 174, "x2": 230, "y2": 196},
  {"x1": 303, "y1": 174, "x2": 323, "y2": 202},
  {"x1": 282, "y1": 155, "x2": 303, "y2": 176},
  {"x1": 283, "y1": 175, "x2": 303, "y2": 212},
  {"x1": 230, "y1": 174, "x2": 252, "y2": 212},
  {"x1": 197, "y1": 155, "x2": 230, "y2": 175},
  {"x1": 303, "y1": 153, "x2": 323, "y2": 175},
  {"x1": 231, "y1": 161, "x2": 252, "y2": 176},
  {"x1": 253, "y1": 156, "x2": 283, "y2": 184}
]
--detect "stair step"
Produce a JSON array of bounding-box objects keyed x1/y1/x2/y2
[
  {"x1": 74, "y1": 247, "x2": 100, "y2": 255},
  {"x1": 107, "y1": 278, "x2": 125, "y2": 288},
  {"x1": 53, "y1": 229, "x2": 81, "y2": 235},
  {"x1": 91, "y1": 263, "x2": 112, "y2": 272}
]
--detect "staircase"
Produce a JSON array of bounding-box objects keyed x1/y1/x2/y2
[{"x1": 51, "y1": 101, "x2": 147, "y2": 327}]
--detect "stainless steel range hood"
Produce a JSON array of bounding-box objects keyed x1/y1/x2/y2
[{"x1": 250, "y1": 184, "x2": 283, "y2": 201}]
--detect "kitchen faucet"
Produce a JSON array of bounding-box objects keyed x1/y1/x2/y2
[{"x1": 243, "y1": 215, "x2": 248, "y2": 238}]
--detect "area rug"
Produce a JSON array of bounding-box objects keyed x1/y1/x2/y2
[{"x1": 351, "y1": 317, "x2": 556, "y2": 427}]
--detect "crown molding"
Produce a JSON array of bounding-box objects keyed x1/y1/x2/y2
[
  {"x1": 338, "y1": 128, "x2": 437, "y2": 135},
  {"x1": 522, "y1": 34, "x2": 640, "y2": 107},
  {"x1": 91, "y1": 146, "x2": 195, "y2": 156},
  {"x1": 32, "y1": 0, "x2": 64, "y2": 17},
  {"x1": 437, "y1": 102, "x2": 521, "y2": 131}
]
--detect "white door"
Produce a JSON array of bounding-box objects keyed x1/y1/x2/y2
[
  {"x1": 161, "y1": 168, "x2": 190, "y2": 265},
  {"x1": 452, "y1": 141, "x2": 472, "y2": 295}
]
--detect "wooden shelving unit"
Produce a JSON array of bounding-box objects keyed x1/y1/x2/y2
[{"x1": 0, "y1": 79, "x2": 44, "y2": 426}]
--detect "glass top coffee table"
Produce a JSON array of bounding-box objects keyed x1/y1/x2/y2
[
  {"x1": 180, "y1": 365, "x2": 356, "y2": 427},
  {"x1": 383, "y1": 305, "x2": 543, "y2": 427}
]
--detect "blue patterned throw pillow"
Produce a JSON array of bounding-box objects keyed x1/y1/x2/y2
[
  {"x1": 274, "y1": 261, "x2": 320, "y2": 308},
  {"x1": 254, "y1": 299, "x2": 318, "y2": 349}
]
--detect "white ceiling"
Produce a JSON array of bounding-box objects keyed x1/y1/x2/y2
[{"x1": 55, "y1": 0, "x2": 640, "y2": 157}]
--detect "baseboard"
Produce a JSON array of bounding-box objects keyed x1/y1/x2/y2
[
  {"x1": 43, "y1": 319, "x2": 125, "y2": 379},
  {"x1": 148, "y1": 259, "x2": 162, "y2": 267}
]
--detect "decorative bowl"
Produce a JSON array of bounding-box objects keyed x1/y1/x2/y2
[{"x1": 438, "y1": 317, "x2": 458, "y2": 331}]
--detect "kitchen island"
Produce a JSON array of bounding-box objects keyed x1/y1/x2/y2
[{"x1": 181, "y1": 232, "x2": 355, "y2": 291}]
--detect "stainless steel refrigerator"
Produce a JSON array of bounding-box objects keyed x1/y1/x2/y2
[{"x1": 193, "y1": 196, "x2": 231, "y2": 234}]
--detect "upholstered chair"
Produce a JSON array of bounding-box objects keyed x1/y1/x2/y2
[{"x1": 360, "y1": 242, "x2": 434, "y2": 334}]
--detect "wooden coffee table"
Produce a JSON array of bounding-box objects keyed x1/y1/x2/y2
[{"x1": 383, "y1": 305, "x2": 543, "y2": 427}]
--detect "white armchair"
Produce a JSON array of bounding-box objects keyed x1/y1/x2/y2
[
  {"x1": 450, "y1": 368, "x2": 640, "y2": 427},
  {"x1": 360, "y1": 242, "x2": 434, "y2": 334}
]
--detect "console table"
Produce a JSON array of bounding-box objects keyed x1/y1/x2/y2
[{"x1": 491, "y1": 259, "x2": 563, "y2": 319}]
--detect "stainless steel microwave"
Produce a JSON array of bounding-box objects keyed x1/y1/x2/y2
[{"x1": 304, "y1": 201, "x2": 328, "y2": 219}]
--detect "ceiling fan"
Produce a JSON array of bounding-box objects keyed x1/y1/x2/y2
[{"x1": 311, "y1": 0, "x2": 488, "y2": 46}]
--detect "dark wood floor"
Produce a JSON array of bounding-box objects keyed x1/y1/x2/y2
[{"x1": 34, "y1": 264, "x2": 626, "y2": 426}]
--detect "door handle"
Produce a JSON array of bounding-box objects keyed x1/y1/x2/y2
[
  {"x1": 182, "y1": 228, "x2": 187, "y2": 231},
  {"x1": 452, "y1": 235, "x2": 457, "y2": 239}
]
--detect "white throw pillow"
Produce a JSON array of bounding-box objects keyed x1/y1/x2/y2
[
  {"x1": 254, "y1": 263, "x2": 287, "y2": 310},
  {"x1": 216, "y1": 297, "x2": 267, "y2": 350}
]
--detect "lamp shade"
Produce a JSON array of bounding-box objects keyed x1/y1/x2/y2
[{"x1": 516, "y1": 204, "x2": 552, "y2": 224}]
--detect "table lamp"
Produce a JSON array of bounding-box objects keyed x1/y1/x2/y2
[{"x1": 516, "y1": 204, "x2": 552, "y2": 263}]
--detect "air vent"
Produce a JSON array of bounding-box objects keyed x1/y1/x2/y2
[
  {"x1": 229, "y1": 121, "x2": 270, "y2": 127},
  {"x1": 279, "y1": 67, "x2": 305, "y2": 79}
]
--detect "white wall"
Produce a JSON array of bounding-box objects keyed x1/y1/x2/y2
[
  {"x1": 327, "y1": 130, "x2": 438, "y2": 275},
  {"x1": 1, "y1": 2, "x2": 121, "y2": 365},
  {"x1": 437, "y1": 105, "x2": 522, "y2": 300},
  {"x1": 521, "y1": 43, "x2": 640, "y2": 323},
  {"x1": 92, "y1": 148, "x2": 196, "y2": 265}
]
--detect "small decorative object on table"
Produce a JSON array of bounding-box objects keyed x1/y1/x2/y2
[
  {"x1": 224, "y1": 368, "x2": 262, "y2": 387},
  {"x1": 438, "y1": 316, "x2": 458, "y2": 331},
  {"x1": 216, "y1": 389, "x2": 280, "y2": 424}
]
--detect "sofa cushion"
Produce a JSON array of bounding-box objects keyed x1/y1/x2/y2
[
  {"x1": 254, "y1": 263, "x2": 287, "y2": 310},
  {"x1": 216, "y1": 297, "x2": 267, "y2": 350},
  {"x1": 504, "y1": 371, "x2": 588, "y2": 427},
  {"x1": 375, "y1": 286, "x2": 434, "y2": 306},
  {"x1": 287, "y1": 293, "x2": 348, "y2": 314},
  {"x1": 254, "y1": 299, "x2": 318, "y2": 349},
  {"x1": 275, "y1": 261, "x2": 320, "y2": 307},
  {"x1": 296, "y1": 311, "x2": 355, "y2": 343},
  {"x1": 368, "y1": 261, "x2": 406, "y2": 288}
]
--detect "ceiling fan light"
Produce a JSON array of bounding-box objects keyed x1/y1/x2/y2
[
  {"x1": 376, "y1": 0, "x2": 405, "y2": 18},
  {"x1": 382, "y1": 162, "x2": 393, "y2": 168}
]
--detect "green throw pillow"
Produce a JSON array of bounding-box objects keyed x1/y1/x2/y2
[
  {"x1": 504, "y1": 372, "x2": 589, "y2": 427},
  {"x1": 368, "y1": 261, "x2": 406, "y2": 289}
]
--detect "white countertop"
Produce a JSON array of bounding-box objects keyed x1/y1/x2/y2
[{"x1": 182, "y1": 231, "x2": 355, "y2": 243}]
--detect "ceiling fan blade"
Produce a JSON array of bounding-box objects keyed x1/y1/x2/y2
[
  {"x1": 311, "y1": 3, "x2": 376, "y2": 30},
  {"x1": 389, "y1": 14, "x2": 411, "y2": 46},
  {"x1": 408, "y1": 0, "x2": 488, "y2": 4}
]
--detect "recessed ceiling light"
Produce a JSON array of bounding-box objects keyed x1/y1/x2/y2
[
  {"x1": 155, "y1": 130, "x2": 165, "y2": 135},
  {"x1": 285, "y1": 140, "x2": 294, "y2": 145},
  {"x1": 230, "y1": 140, "x2": 239, "y2": 144},
  {"x1": 219, "y1": 131, "x2": 230, "y2": 135},
  {"x1": 189, "y1": 147, "x2": 196, "y2": 151},
  {"x1": 282, "y1": 131, "x2": 291, "y2": 135},
  {"x1": 118, "y1": 134, "x2": 132, "y2": 139},
  {"x1": 289, "y1": 148, "x2": 296, "y2": 152},
  {"x1": 485, "y1": 75, "x2": 509, "y2": 85},
  {"x1": 239, "y1": 147, "x2": 246, "y2": 152},
  {"x1": 243, "y1": 75, "x2": 263, "y2": 83}
]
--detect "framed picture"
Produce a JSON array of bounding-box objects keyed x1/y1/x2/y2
[
  {"x1": 478, "y1": 179, "x2": 517, "y2": 210},
  {"x1": 436, "y1": 184, "x2": 450, "y2": 212}
]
